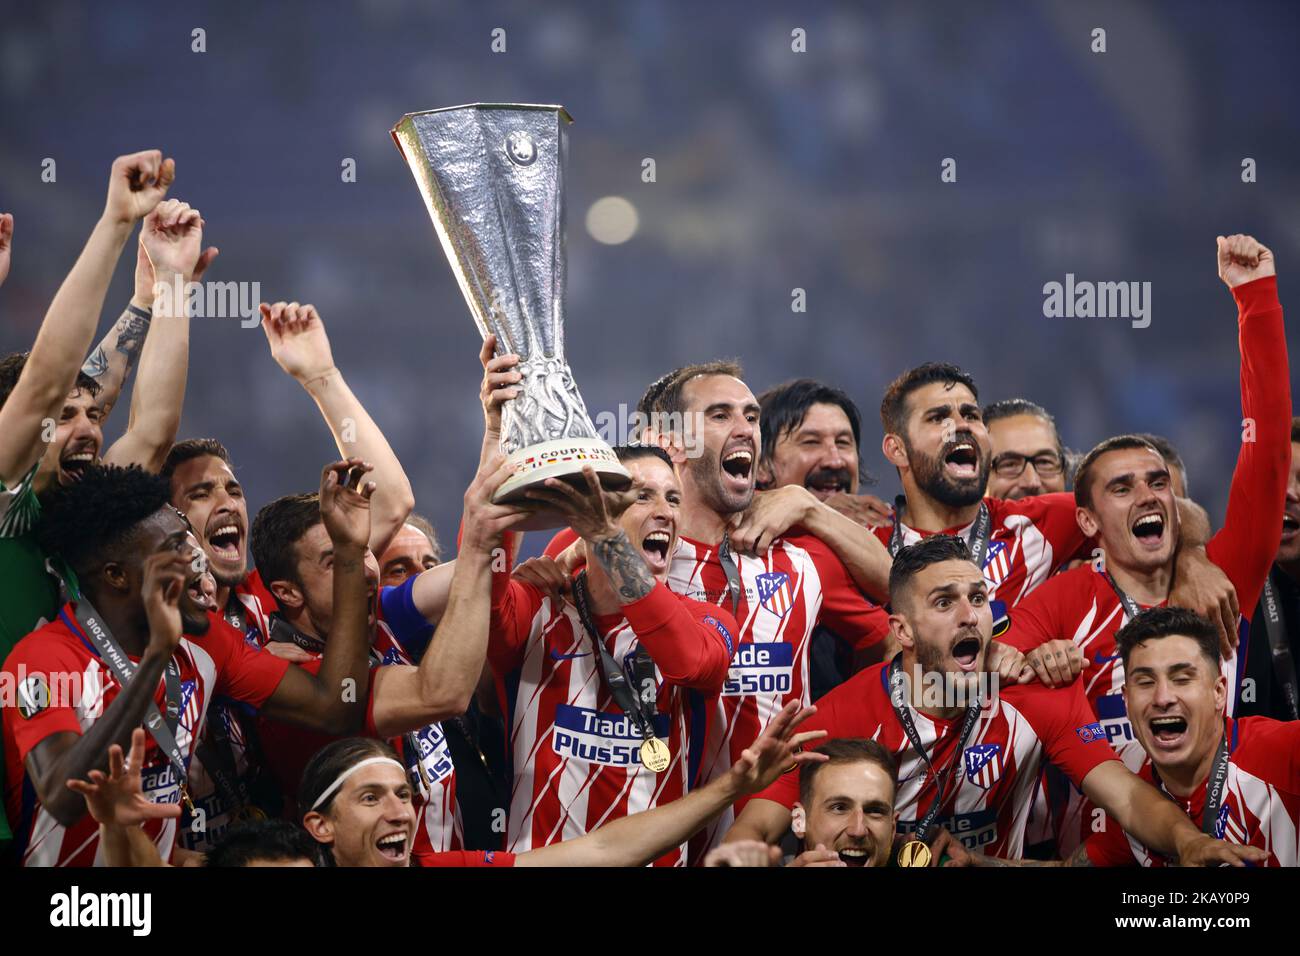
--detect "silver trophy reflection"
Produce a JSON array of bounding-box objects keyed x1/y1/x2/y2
[{"x1": 392, "y1": 104, "x2": 630, "y2": 526}]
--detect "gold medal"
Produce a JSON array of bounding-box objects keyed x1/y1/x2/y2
[
  {"x1": 896, "y1": 840, "x2": 932, "y2": 868},
  {"x1": 640, "y1": 737, "x2": 671, "y2": 773}
]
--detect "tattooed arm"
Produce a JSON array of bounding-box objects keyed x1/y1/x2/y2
[
  {"x1": 0, "y1": 151, "x2": 173, "y2": 488},
  {"x1": 964, "y1": 846, "x2": 1091, "y2": 867},
  {"x1": 103, "y1": 205, "x2": 213, "y2": 473},
  {"x1": 590, "y1": 529, "x2": 656, "y2": 602}
]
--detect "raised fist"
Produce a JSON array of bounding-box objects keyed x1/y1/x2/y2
[
  {"x1": 104, "y1": 150, "x2": 175, "y2": 224},
  {"x1": 1217, "y1": 234, "x2": 1275, "y2": 289},
  {"x1": 141, "y1": 199, "x2": 204, "y2": 279}
]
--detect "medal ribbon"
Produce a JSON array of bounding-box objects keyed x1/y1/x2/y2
[
  {"x1": 69, "y1": 597, "x2": 192, "y2": 806},
  {"x1": 717, "y1": 533, "x2": 743, "y2": 616},
  {"x1": 572, "y1": 572, "x2": 660, "y2": 745},
  {"x1": 887, "y1": 656, "x2": 984, "y2": 843},
  {"x1": 1260, "y1": 571, "x2": 1300, "y2": 721},
  {"x1": 1152, "y1": 731, "x2": 1232, "y2": 839},
  {"x1": 890, "y1": 499, "x2": 993, "y2": 569}
]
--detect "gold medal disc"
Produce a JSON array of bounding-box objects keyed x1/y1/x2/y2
[
  {"x1": 640, "y1": 737, "x2": 671, "y2": 773},
  {"x1": 897, "y1": 840, "x2": 932, "y2": 868}
]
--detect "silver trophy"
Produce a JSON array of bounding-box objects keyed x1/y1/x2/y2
[{"x1": 392, "y1": 103, "x2": 630, "y2": 525}]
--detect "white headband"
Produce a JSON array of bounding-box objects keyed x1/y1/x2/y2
[{"x1": 309, "y1": 756, "x2": 407, "y2": 811}]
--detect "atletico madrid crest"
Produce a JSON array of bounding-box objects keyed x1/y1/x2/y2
[
  {"x1": 756, "y1": 571, "x2": 793, "y2": 618},
  {"x1": 964, "y1": 743, "x2": 1003, "y2": 789},
  {"x1": 981, "y1": 540, "x2": 1012, "y2": 591}
]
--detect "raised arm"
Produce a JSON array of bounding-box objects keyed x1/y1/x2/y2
[
  {"x1": 260, "y1": 302, "x2": 415, "y2": 556},
  {"x1": 516, "y1": 702, "x2": 825, "y2": 867},
  {"x1": 258, "y1": 459, "x2": 376, "y2": 736},
  {"x1": 1079, "y1": 761, "x2": 1267, "y2": 867},
  {"x1": 0, "y1": 151, "x2": 174, "y2": 486},
  {"x1": 103, "y1": 200, "x2": 209, "y2": 472},
  {"x1": 369, "y1": 456, "x2": 531, "y2": 736}
]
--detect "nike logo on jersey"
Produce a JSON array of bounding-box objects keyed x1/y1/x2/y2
[
  {"x1": 1092, "y1": 651, "x2": 1121, "y2": 664},
  {"x1": 549, "y1": 649, "x2": 591, "y2": 661}
]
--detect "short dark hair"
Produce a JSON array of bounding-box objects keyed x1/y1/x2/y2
[
  {"x1": 161, "y1": 437, "x2": 233, "y2": 486},
  {"x1": 36, "y1": 464, "x2": 174, "y2": 587},
  {"x1": 204, "y1": 819, "x2": 320, "y2": 867},
  {"x1": 1291, "y1": 416, "x2": 1300, "y2": 445},
  {"x1": 652, "y1": 359, "x2": 745, "y2": 418},
  {"x1": 613, "y1": 444, "x2": 674, "y2": 470},
  {"x1": 757, "y1": 378, "x2": 868, "y2": 484},
  {"x1": 1073, "y1": 434, "x2": 1165, "y2": 510},
  {"x1": 1132, "y1": 433, "x2": 1188, "y2": 497},
  {"x1": 401, "y1": 512, "x2": 441, "y2": 564},
  {"x1": 0, "y1": 352, "x2": 101, "y2": 412},
  {"x1": 799, "y1": 738, "x2": 899, "y2": 807},
  {"x1": 880, "y1": 362, "x2": 979, "y2": 437},
  {"x1": 251, "y1": 493, "x2": 321, "y2": 588},
  {"x1": 888, "y1": 534, "x2": 975, "y2": 608},
  {"x1": 1115, "y1": 606, "x2": 1221, "y2": 672}
]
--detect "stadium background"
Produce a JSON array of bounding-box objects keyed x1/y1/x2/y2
[{"x1": 1, "y1": 0, "x2": 1298, "y2": 550}]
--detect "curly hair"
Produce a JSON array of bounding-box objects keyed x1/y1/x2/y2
[{"x1": 35, "y1": 463, "x2": 174, "y2": 584}]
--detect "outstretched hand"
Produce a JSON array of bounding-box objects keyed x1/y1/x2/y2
[
  {"x1": 66, "y1": 728, "x2": 181, "y2": 827},
  {"x1": 727, "y1": 701, "x2": 827, "y2": 796},
  {"x1": 319, "y1": 458, "x2": 375, "y2": 551}
]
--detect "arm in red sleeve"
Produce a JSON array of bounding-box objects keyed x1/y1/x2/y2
[
  {"x1": 1206, "y1": 275, "x2": 1290, "y2": 613},
  {"x1": 620, "y1": 586, "x2": 734, "y2": 692},
  {"x1": 796, "y1": 534, "x2": 890, "y2": 650},
  {"x1": 1001, "y1": 573, "x2": 1070, "y2": 652},
  {"x1": 487, "y1": 549, "x2": 543, "y2": 676},
  {"x1": 543, "y1": 527, "x2": 579, "y2": 560}
]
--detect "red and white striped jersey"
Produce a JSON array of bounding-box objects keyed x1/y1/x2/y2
[
  {"x1": 489, "y1": 574, "x2": 733, "y2": 866},
  {"x1": 2, "y1": 605, "x2": 289, "y2": 867},
  {"x1": 875, "y1": 494, "x2": 1090, "y2": 617},
  {"x1": 1003, "y1": 272, "x2": 1289, "y2": 753},
  {"x1": 257, "y1": 616, "x2": 462, "y2": 854},
  {"x1": 667, "y1": 532, "x2": 890, "y2": 850},
  {"x1": 754, "y1": 662, "x2": 1119, "y2": 859},
  {"x1": 1085, "y1": 716, "x2": 1300, "y2": 867}
]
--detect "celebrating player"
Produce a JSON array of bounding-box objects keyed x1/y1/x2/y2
[
  {"x1": 725, "y1": 536, "x2": 1263, "y2": 865},
  {"x1": 1, "y1": 459, "x2": 375, "y2": 865},
  {"x1": 876, "y1": 360, "x2": 1239, "y2": 646},
  {"x1": 1002, "y1": 236, "x2": 1288, "y2": 850}
]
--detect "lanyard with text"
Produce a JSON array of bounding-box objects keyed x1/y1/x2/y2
[
  {"x1": 1154, "y1": 733, "x2": 1231, "y2": 839},
  {"x1": 1102, "y1": 571, "x2": 1147, "y2": 622},
  {"x1": 888, "y1": 656, "x2": 983, "y2": 843},
  {"x1": 716, "y1": 533, "x2": 743, "y2": 616},
  {"x1": 1260, "y1": 570, "x2": 1300, "y2": 721},
  {"x1": 72, "y1": 598, "x2": 194, "y2": 812},
  {"x1": 890, "y1": 498, "x2": 993, "y2": 569},
  {"x1": 572, "y1": 572, "x2": 671, "y2": 772}
]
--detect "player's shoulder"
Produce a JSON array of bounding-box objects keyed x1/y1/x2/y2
[
  {"x1": 999, "y1": 676, "x2": 1093, "y2": 728},
  {"x1": 990, "y1": 492, "x2": 1075, "y2": 523},
  {"x1": 778, "y1": 531, "x2": 841, "y2": 571},
  {"x1": 3, "y1": 612, "x2": 83, "y2": 671},
  {"x1": 1025, "y1": 562, "x2": 1104, "y2": 603},
  {"x1": 1232, "y1": 716, "x2": 1300, "y2": 773},
  {"x1": 812, "y1": 660, "x2": 892, "y2": 722}
]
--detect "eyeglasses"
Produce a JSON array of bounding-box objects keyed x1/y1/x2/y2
[{"x1": 992, "y1": 452, "x2": 1063, "y2": 479}]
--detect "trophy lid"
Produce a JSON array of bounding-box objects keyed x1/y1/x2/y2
[{"x1": 390, "y1": 103, "x2": 572, "y2": 150}]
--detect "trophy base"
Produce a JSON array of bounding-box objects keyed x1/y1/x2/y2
[{"x1": 494, "y1": 437, "x2": 633, "y2": 531}]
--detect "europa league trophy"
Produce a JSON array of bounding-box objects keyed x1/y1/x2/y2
[{"x1": 392, "y1": 104, "x2": 630, "y2": 526}]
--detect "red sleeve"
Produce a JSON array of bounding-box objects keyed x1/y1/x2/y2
[
  {"x1": 1018, "y1": 680, "x2": 1119, "y2": 786},
  {"x1": 793, "y1": 534, "x2": 891, "y2": 650},
  {"x1": 3, "y1": 632, "x2": 85, "y2": 762},
  {"x1": 416, "y1": 848, "x2": 516, "y2": 867},
  {"x1": 1083, "y1": 816, "x2": 1140, "y2": 866},
  {"x1": 207, "y1": 619, "x2": 292, "y2": 708},
  {"x1": 543, "y1": 527, "x2": 579, "y2": 560},
  {"x1": 1001, "y1": 572, "x2": 1072, "y2": 652},
  {"x1": 1204, "y1": 275, "x2": 1290, "y2": 615},
  {"x1": 488, "y1": 569, "x2": 544, "y2": 676},
  {"x1": 1235, "y1": 717, "x2": 1300, "y2": 792},
  {"x1": 1014, "y1": 493, "x2": 1092, "y2": 566},
  {"x1": 622, "y1": 588, "x2": 734, "y2": 692}
]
